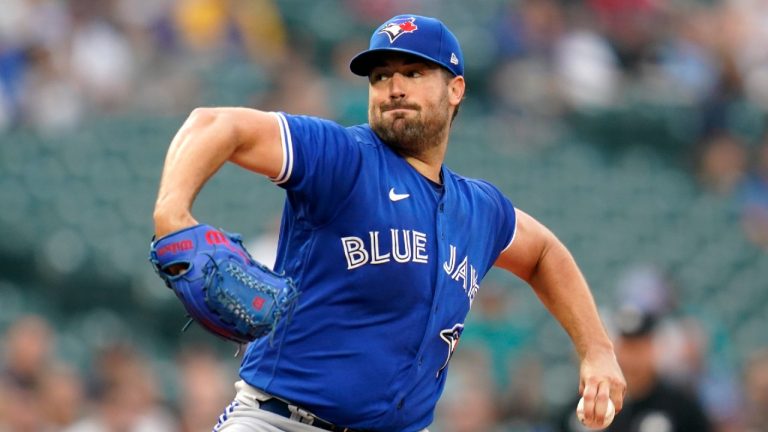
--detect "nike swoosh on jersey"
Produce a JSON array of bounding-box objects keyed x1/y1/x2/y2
[{"x1": 388, "y1": 188, "x2": 410, "y2": 202}]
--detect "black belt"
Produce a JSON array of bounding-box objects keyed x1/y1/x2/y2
[{"x1": 258, "y1": 398, "x2": 360, "y2": 432}]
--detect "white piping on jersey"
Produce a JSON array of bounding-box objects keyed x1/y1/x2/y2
[
  {"x1": 271, "y1": 112, "x2": 294, "y2": 185},
  {"x1": 500, "y1": 209, "x2": 518, "y2": 253}
]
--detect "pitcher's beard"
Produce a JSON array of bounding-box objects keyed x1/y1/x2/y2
[{"x1": 371, "y1": 110, "x2": 450, "y2": 158}]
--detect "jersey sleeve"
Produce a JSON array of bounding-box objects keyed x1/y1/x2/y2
[
  {"x1": 269, "y1": 112, "x2": 363, "y2": 225},
  {"x1": 476, "y1": 179, "x2": 517, "y2": 258}
]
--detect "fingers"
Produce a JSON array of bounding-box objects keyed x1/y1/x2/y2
[
  {"x1": 595, "y1": 381, "x2": 611, "y2": 425},
  {"x1": 611, "y1": 379, "x2": 626, "y2": 413},
  {"x1": 164, "y1": 263, "x2": 190, "y2": 276},
  {"x1": 581, "y1": 380, "x2": 612, "y2": 425},
  {"x1": 578, "y1": 349, "x2": 627, "y2": 427},
  {"x1": 583, "y1": 357, "x2": 627, "y2": 407}
]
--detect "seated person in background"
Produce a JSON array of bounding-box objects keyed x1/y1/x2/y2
[
  {"x1": 556, "y1": 305, "x2": 713, "y2": 432},
  {"x1": 607, "y1": 306, "x2": 713, "y2": 432}
]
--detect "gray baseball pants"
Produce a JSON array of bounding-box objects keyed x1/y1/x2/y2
[
  {"x1": 213, "y1": 381, "x2": 429, "y2": 432},
  {"x1": 213, "y1": 381, "x2": 328, "y2": 432}
]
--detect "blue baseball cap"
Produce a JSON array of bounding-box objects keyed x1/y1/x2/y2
[{"x1": 350, "y1": 15, "x2": 464, "y2": 77}]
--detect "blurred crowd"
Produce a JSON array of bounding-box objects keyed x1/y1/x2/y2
[
  {"x1": 2, "y1": 0, "x2": 768, "y2": 128},
  {"x1": 0, "y1": 315, "x2": 238, "y2": 432},
  {"x1": 1, "y1": 0, "x2": 767, "y2": 248},
  {"x1": 3, "y1": 276, "x2": 768, "y2": 432}
]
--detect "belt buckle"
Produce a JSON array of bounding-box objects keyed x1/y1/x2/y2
[{"x1": 288, "y1": 404, "x2": 315, "y2": 425}]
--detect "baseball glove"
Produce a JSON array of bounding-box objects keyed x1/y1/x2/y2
[{"x1": 149, "y1": 224, "x2": 298, "y2": 344}]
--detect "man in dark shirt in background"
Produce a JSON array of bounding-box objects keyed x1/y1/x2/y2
[
  {"x1": 557, "y1": 306, "x2": 712, "y2": 432},
  {"x1": 607, "y1": 306, "x2": 712, "y2": 432}
]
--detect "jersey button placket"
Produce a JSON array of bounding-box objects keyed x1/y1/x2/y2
[
  {"x1": 428, "y1": 196, "x2": 447, "y2": 379},
  {"x1": 438, "y1": 202, "x2": 445, "y2": 239}
]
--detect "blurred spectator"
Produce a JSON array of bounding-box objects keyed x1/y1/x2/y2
[
  {"x1": 260, "y1": 50, "x2": 332, "y2": 118},
  {"x1": 22, "y1": 44, "x2": 84, "y2": 134},
  {"x1": 716, "y1": 0, "x2": 768, "y2": 112},
  {"x1": 586, "y1": 0, "x2": 663, "y2": 76},
  {"x1": 0, "y1": 0, "x2": 72, "y2": 131},
  {"x1": 68, "y1": 1, "x2": 136, "y2": 112},
  {"x1": 554, "y1": 7, "x2": 620, "y2": 109},
  {"x1": 740, "y1": 134, "x2": 768, "y2": 248},
  {"x1": 64, "y1": 343, "x2": 177, "y2": 432},
  {"x1": 556, "y1": 306, "x2": 714, "y2": 432},
  {"x1": 344, "y1": 0, "x2": 428, "y2": 25},
  {"x1": 230, "y1": 0, "x2": 289, "y2": 67},
  {"x1": 615, "y1": 264, "x2": 743, "y2": 432},
  {"x1": 657, "y1": 317, "x2": 743, "y2": 432},
  {"x1": 0, "y1": 315, "x2": 81, "y2": 431},
  {"x1": 655, "y1": 5, "x2": 719, "y2": 105},
  {"x1": 39, "y1": 364, "x2": 86, "y2": 429},
  {"x1": 0, "y1": 373, "x2": 45, "y2": 432},
  {"x1": 493, "y1": 0, "x2": 565, "y2": 60},
  {"x1": 489, "y1": 0, "x2": 567, "y2": 148},
  {"x1": 497, "y1": 354, "x2": 548, "y2": 430},
  {"x1": 172, "y1": 0, "x2": 233, "y2": 55},
  {"x1": 614, "y1": 264, "x2": 677, "y2": 316},
  {"x1": 695, "y1": 2, "x2": 755, "y2": 141},
  {"x1": 743, "y1": 348, "x2": 768, "y2": 432},
  {"x1": 606, "y1": 306, "x2": 713, "y2": 432},
  {"x1": 1, "y1": 314, "x2": 54, "y2": 387},
  {"x1": 176, "y1": 346, "x2": 232, "y2": 432},
  {"x1": 696, "y1": 132, "x2": 748, "y2": 196},
  {"x1": 434, "y1": 348, "x2": 502, "y2": 432},
  {"x1": 171, "y1": 0, "x2": 287, "y2": 65}
]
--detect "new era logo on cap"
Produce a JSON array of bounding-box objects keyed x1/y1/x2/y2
[
  {"x1": 349, "y1": 14, "x2": 464, "y2": 77},
  {"x1": 380, "y1": 17, "x2": 418, "y2": 43}
]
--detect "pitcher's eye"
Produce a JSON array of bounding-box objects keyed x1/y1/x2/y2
[{"x1": 369, "y1": 72, "x2": 390, "y2": 83}]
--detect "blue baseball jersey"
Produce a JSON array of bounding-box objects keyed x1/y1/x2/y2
[{"x1": 239, "y1": 113, "x2": 517, "y2": 431}]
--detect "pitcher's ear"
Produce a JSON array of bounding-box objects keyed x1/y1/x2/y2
[{"x1": 448, "y1": 75, "x2": 465, "y2": 106}]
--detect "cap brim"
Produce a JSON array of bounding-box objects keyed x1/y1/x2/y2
[{"x1": 349, "y1": 48, "x2": 457, "y2": 77}]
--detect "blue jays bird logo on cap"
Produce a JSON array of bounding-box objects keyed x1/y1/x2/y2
[{"x1": 379, "y1": 17, "x2": 418, "y2": 43}]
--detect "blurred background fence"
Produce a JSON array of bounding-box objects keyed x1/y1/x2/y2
[{"x1": 1, "y1": 0, "x2": 767, "y2": 431}]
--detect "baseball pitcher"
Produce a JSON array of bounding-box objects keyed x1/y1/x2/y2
[{"x1": 151, "y1": 14, "x2": 626, "y2": 432}]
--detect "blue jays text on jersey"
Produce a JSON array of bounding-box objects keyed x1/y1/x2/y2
[{"x1": 238, "y1": 113, "x2": 517, "y2": 432}]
